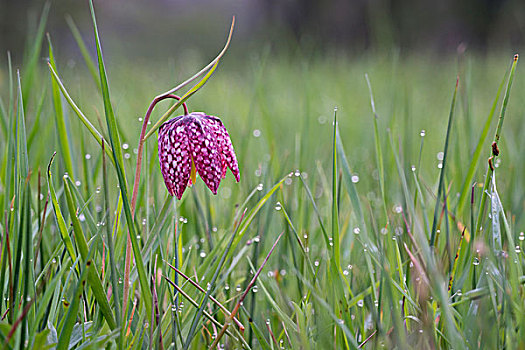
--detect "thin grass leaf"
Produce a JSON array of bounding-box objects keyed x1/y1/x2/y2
[
  {"x1": 47, "y1": 35, "x2": 76, "y2": 177},
  {"x1": 430, "y1": 77, "x2": 459, "y2": 247}
]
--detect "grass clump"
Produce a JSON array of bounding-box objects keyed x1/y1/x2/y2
[{"x1": 0, "y1": 2, "x2": 524, "y2": 349}]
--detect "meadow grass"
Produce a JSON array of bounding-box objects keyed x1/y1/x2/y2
[{"x1": 1, "y1": 3, "x2": 525, "y2": 349}]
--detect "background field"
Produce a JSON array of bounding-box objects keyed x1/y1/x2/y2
[{"x1": 1, "y1": 1, "x2": 525, "y2": 349}]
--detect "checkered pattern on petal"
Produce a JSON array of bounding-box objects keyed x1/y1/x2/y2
[
  {"x1": 158, "y1": 116, "x2": 192, "y2": 199},
  {"x1": 201, "y1": 115, "x2": 240, "y2": 182},
  {"x1": 187, "y1": 117, "x2": 222, "y2": 194}
]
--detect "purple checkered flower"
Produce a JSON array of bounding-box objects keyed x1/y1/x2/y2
[{"x1": 158, "y1": 112, "x2": 240, "y2": 199}]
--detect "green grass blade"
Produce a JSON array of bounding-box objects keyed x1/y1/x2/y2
[
  {"x1": 475, "y1": 55, "x2": 519, "y2": 236},
  {"x1": 47, "y1": 63, "x2": 115, "y2": 165},
  {"x1": 56, "y1": 259, "x2": 92, "y2": 350},
  {"x1": 62, "y1": 177, "x2": 117, "y2": 330},
  {"x1": 48, "y1": 35, "x2": 76, "y2": 177},
  {"x1": 430, "y1": 77, "x2": 459, "y2": 247},
  {"x1": 456, "y1": 66, "x2": 508, "y2": 215},
  {"x1": 65, "y1": 15, "x2": 100, "y2": 88}
]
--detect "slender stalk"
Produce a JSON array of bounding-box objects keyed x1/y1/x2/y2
[{"x1": 122, "y1": 94, "x2": 187, "y2": 327}]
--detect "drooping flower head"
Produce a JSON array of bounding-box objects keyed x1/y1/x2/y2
[{"x1": 158, "y1": 112, "x2": 240, "y2": 199}]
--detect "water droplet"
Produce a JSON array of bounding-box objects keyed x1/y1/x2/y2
[
  {"x1": 253, "y1": 129, "x2": 261, "y2": 137},
  {"x1": 515, "y1": 246, "x2": 521, "y2": 253},
  {"x1": 343, "y1": 270, "x2": 349, "y2": 276},
  {"x1": 75, "y1": 180, "x2": 81, "y2": 187},
  {"x1": 253, "y1": 236, "x2": 260, "y2": 243},
  {"x1": 79, "y1": 214, "x2": 85, "y2": 222},
  {"x1": 393, "y1": 205, "x2": 403, "y2": 214},
  {"x1": 285, "y1": 178, "x2": 293, "y2": 185},
  {"x1": 124, "y1": 153, "x2": 131, "y2": 159},
  {"x1": 294, "y1": 170, "x2": 301, "y2": 177},
  {"x1": 85, "y1": 154, "x2": 91, "y2": 160},
  {"x1": 122, "y1": 143, "x2": 129, "y2": 150},
  {"x1": 252, "y1": 285, "x2": 258, "y2": 293},
  {"x1": 275, "y1": 202, "x2": 282, "y2": 211},
  {"x1": 95, "y1": 187, "x2": 101, "y2": 194},
  {"x1": 199, "y1": 251, "x2": 207, "y2": 258},
  {"x1": 236, "y1": 285, "x2": 242, "y2": 292},
  {"x1": 420, "y1": 129, "x2": 426, "y2": 137},
  {"x1": 380, "y1": 227, "x2": 388, "y2": 235},
  {"x1": 52, "y1": 258, "x2": 56, "y2": 264},
  {"x1": 351, "y1": 175, "x2": 359, "y2": 183},
  {"x1": 357, "y1": 300, "x2": 364, "y2": 307},
  {"x1": 437, "y1": 152, "x2": 444, "y2": 160},
  {"x1": 318, "y1": 116, "x2": 327, "y2": 124},
  {"x1": 256, "y1": 183, "x2": 263, "y2": 191},
  {"x1": 268, "y1": 271, "x2": 275, "y2": 277},
  {"x1": 411, "y1": 165, "x2": 416, "y2": 172},
  {"x1": 138, "y1": 117, "x2": 143, "y2": 122},
  {"x1": 473, "y1": 257, "x2": 480, "y2": 266},
  {"x1": 224, "y1": 284, "x2": 230, "y2": 291},
  {"x1": 353, "y1": 227, "x2": 360, "y2": 234},
  {"x1": 280, "y1": 269, "x2": 286, "y2": 276},
  {"x1": 437, "y1": 162, "x2": 443, "y2": 169},
  {"x1": 347, "y1": 264, "x2": 353, "y2": 270},
  {"x1": 39, "y1": 193, "x2": 44, "y2": 200},
  {"x1": 519, "y1": 232, "x2": 524, "y2": 241},
  {"x1": 314, "y1": 260, "x2": 320, "y2": 267}
]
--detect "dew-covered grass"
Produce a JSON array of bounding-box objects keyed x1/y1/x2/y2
[{"x1": 1, "y1": 2, "x2": 525, "y2": 349}]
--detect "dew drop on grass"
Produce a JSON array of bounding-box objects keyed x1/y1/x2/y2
[
  {"x1": 420, "y1": 129, "x2": 426, "y2": 137},
  {"x1": 275, "y1": 202, "x2": 282, "y2": 211},
  {"x1": 138, "y1": 117, "x2": 143, "y2": 122},
  {"x1": 351, "y1": 175, "x2": 359, "y2": 183},
  {"x1": 124, "y1": 153, "x2": 131, "y2": 159},
  {"x1": 253, "y1": 236, "x2": 260, "y2": 243},
  {"x1": 357, "y1": 300, "x2": 364, "y2": 307},
  {"x1": 253, "y1": 129, "x2": 261, "y2": 137},
  {"x1": 411, "y1": 165, "x2": 416, "y2": 172},
  {"x1": 199, "y1": 251, "x2": 207, "y2": 258},
  {"x1": 437, "y1": 162, "x2": 443, "y2": 169},
  {"x1": 85, "y1": 154, "x2": 91, "y2": 160},
  {"x1": 519, "y1": 232, "x2": 524, "y2": 241},
  {"x1": 314, "y1": 260, "x2": 320, "y2": 267},
  {"x1": 515, "y1": 246, "x2": 521, "y2": 253},
  {"x1": 224, "y1": 284, "x2": 230, "y2": 291},
  {"x1": 393, "y1": 205, "x2": 402, "y2": 214},
  {"x1": 343, "y1": 270, "x2": 349, "y2": 276},
  {"x1": 381, "y1": 227, "x2": 388, "y2": 235},
  {"x1": 236, "y1": 285, "x2": 242, "y2": 292},
  {"x1": 353, "y1": 227, "x2": 360, "y2": 234},
  {"x1": 75, "y1": 180, "x2": 81, "y2": 186},
  {"x1": 122, "y1": 143, "x2": 129, "y2": 150},
  {"x1": 79, "y1": 214, "x2": 85, "y2": 222},
  {"x1": 39, "y1": 193, "x2": 44, "y2": 200},
  {"x1": 280, "y1": 269, "x2": 287, "y2": 276},
  {"x1": 252, "y1": 285, "x2": 258, "y2": 293},
  {"x1": 256, "y1": 183, "x2": 263, "y2": 191},
  {"x1": 473, "y1": 257, "x2": 480, "y2": 266},
  {"x1": 285, "y1": 178, "x2": 293, "y2": 185},
  {"x1": 347, "y1": 264, "x2": 353, "y2": 270}
]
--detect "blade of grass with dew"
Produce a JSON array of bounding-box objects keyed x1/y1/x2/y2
[
  {"x1": 88, "y1": 0, "x2": 152, "y2": 320},
  {"x1": 455, "y1": 65, "x2": 508, "y2": 215},
  {"x1": 56, "y1": 258, "x2": 92, "y2": 350},
  {"x1": 365, "y1": 74, "x2": 389, "y2": 226},
  {"x1": 46, "y1": 153, "x2": 78, "y2": 270},
  {"x1": 48, "y1": 36, "x2": 76, "y2": 178},
  {"x1": 62, "y1": 177, "x2": 117, "y2": 330},
  {"x1": 430, "y1": 77, "x2": 459, "y2": 247},
  {"x1": 183, "y1": 206, "x2": 246, "y2": 349},
  {"x1": 475, "y1": 55, "x2": 518, "y2": 236}
]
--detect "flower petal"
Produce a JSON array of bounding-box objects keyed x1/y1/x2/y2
[
  {"x1": 202, "y1": 115, "x2": 240, "y2": 182},
  {"x1": 187, "y1": 117, "x2": 222, "y2": 194},
  {"x1": 158, "y1": 116, "x2": 192, "y2": 199}
]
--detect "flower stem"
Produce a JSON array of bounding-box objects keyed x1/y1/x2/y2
[{"x1": 122, "y1": 93, "x2": 187, "y2": 330}]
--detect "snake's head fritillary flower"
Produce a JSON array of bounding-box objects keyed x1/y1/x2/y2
[{"x1": 158, "y1": 112, "x2": 240, "y2": 199}]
